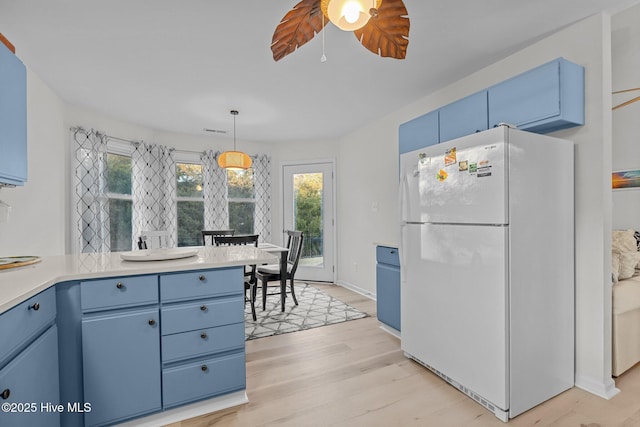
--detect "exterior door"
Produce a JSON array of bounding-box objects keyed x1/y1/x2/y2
[{"x1": 282, "y1": 161, "x2": 335, "y2": 282}]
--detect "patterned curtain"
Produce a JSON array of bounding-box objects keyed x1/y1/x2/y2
[
  {"x1": 71, "y1": 127, "x2": 110, "y2": 253},
  {"x1": 252, "y1": 154, "x2": 271, "y2": 242},
  {"x1": 201, "y1": 150, "x2": 229, "y2": 230},
  {"x1": 132, "y1": 143, "x2": 177, "y2": 247}
]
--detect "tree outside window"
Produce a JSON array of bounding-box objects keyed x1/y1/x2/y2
[
  {"x1": 106, "y1": 153, "x2": 132, "y2": 252},
  {"x1": 228, "y1": 169, "x2": 254, "y2": 235},
  {"x1": 176, "y1": 163, "x2": 204, "y2": 246}
]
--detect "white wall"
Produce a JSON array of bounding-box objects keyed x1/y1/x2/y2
[
  {"x1": 334, "y1": 13, "x2": 616, "y2": 398},
  {"x1": 612, "y1": 5, "x2": 640, "y2": 230},
  {"x1": 0, "y1": 68, "x2": 67, "y2": 256}
]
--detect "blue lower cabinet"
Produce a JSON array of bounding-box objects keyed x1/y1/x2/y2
[
  {"x1": 376, "y1": 246, "x2": 401, "y2": 332},
  {"x1": 0, "y1": 326, "x2": 60, "y2": 427},
  {"x1": 162, "y1": 352, "x2": 246, "y2": 409},
  {"x1": 81, "y1": 308, "x2": 161, "y2": 427}
]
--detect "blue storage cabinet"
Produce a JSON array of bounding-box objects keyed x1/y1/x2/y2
[
  {"x1": 488, "y1": 57, "x2": 584, "y2": 133},
  {"x1": 80, "y1": 275, "x2": 161, "y2": 427},
  {"x1": 376, "y1": 246, "x2": 401, "y2": 332},
  {"x1": 399, "y1": 110, "x2": 439, "y2": 154},
  {"x1": 439, "y1": 91, "x2": 488, "y2": 142},
  {"x1": 0, "y1": 288, "x2": 60, "y2": 427},
  {"x1": 0, "y1": 42, "x2": 27, "y2": 186}
]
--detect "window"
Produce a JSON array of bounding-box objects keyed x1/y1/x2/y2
[
  {"x1": 228, "y1": 169, "x2": 255, "y2": 234},
  {"x1": 176, "y1": 163, "x2": 204, "y2": 246},
  {"x1": 106, "y1": 153, "x2": 133, "y2": 252}
]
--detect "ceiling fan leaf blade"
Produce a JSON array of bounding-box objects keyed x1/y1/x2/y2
[
  {"x1": 271, "y1": 0, "x2": 326, "y2": 61},
  {"x1": 354, "y1": 0, "x2": 410, "y2": 59}
]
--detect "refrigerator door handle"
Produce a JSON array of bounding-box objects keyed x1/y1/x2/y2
[{"x1": 399, "y1": 170, "x2": 410, "y2": 222}]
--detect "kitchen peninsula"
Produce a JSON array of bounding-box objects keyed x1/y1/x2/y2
[{"x1": 0, "y1": 246, "x2": 277, "y2": 427}]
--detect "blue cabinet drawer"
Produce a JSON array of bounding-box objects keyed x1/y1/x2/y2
[
  {"x1": 162, "y1": 352, "x2": 245, "y2": 409},
  {"x1": 0, "y1": 287, "x2": 56, "y2": 364},
  {"x1": 160, "y1": 267, "x2": 243, "y2": 303},
  {"x1": 0, "y1": 325, "x2": 60, "y2": 427},
  {"x1": 81, "y1": 275, "x2": 158, "y2": 312},
  {"x1": 162, "y1": 322, "x2": 244, "y2": 364},
  {"x1": 376, "y1": 246, "x2": 400, "y2": 267},
  {"x1": 161, "y1": 296, "x2": 244, "y2": 335}
]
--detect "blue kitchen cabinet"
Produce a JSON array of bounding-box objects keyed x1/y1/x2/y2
[
  {"x1": 0, "y1": 42, "x2": 27, "y2": 186},
  {"x1": 80, "y1": 276, "x2": 161, "y2": 427},
  {"x1": 0, "y1": 288, "x2": 59, "y2": 427},
  {"x1": 160, "y1": 267, "x2": 245, "y2": 409},
  {"x1": 399, "y1": 110, "x2": 439, "y2": 154},
  {"x1": 439, "y1": 91, "x2": 488, "y2": 142},
  {"x1": 488, "y1": 57, "x2": 584, "y2": 133},
  {"x1": 376, "y1": 246, "x2": 401, "y2": 332}
]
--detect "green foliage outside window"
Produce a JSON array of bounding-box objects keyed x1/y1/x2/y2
[
  {"x1": 176, "y1": 163, "x2": 204, "y2": 246},
  {"x1": 107, "y1": 154, "x2": 132, "y2": 251},
  {"x1": 294, "y1": 173, "x2": 322, "y2": 258}
]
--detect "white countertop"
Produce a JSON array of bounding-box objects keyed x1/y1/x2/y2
[{"x1": 0, "y1": 246, "x2": 278, "y2": 315}]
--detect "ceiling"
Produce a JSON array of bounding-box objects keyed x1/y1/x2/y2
[{"x1": 0, "y1": 0, "x2": 637, "y2": 143}]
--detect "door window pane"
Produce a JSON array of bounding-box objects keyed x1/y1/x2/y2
[{"x1": 293, "y1": 173, "x2": 323, "y2": 266}]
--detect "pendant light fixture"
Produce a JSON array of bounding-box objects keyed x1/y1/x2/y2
[
  {"x1": 320, "y1": 0, "x2": 382, "y2": 31},
  {"x1": 217, "y1": 110, "x2": 252, "y2": 170}
]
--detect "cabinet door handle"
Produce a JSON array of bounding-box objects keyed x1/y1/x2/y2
[
  {"x1": 28, "y1": 302, "x2": 40, "y2": 311},
  {"x1": 199, "y1": 275, "x2": 206, "y2": 281},
  {"x1": 200, "y1": 332, "x2": 207, "y2": 339},
  {"x1": 116, "y1": 282, "x2": 124, "y2": 289},
  {"x1": 200, "y1": 305, "x2": 207, "y2": 312},
  {"x1": 1, "y1": 388, "x2": 10, "y2": 400},
  {"x1": 390, "y1": 250, "x2": 396, "y2": 254},
  {"x1": 148, "y1": 319, "x2": 156, "y2": 326},
  {"x1": 201, "y1": 365, "x2": 208, "y2": 372}
]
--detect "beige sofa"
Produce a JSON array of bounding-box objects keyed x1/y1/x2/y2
[{"x1": 611, "y1": 229, "x2": 640, "y2": 377}]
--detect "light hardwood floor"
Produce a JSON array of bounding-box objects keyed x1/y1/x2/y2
[{"x1": 166, "y1": 283, "x2": 640, "y2": 427}]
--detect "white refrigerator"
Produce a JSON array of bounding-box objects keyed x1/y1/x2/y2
[{"x1": 399, "y1": 125, "x2": 574, "y2": 421}]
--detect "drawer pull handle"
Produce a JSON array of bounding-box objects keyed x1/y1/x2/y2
[
  {"x1": 148, "y1": 319, "x2": 156, "y2": 326},
  {"x1": 201, "y1": 365, "x2": 208, "y2": 372},
  {"x1": 116, "y1": 282, "x2": 124, "y2": 289},
  {"x1": 199, "y1": 275, "x2": 206, "y2": 281},
  {"x1": 200, "y1": 332, "x2": 207, "y2": 339},
  {"x1": 200, "y1": 305, "x2": 207, "y2": 312},
  {"x1": 28, "y1": 302, "x2": 40, "y2": 311},
  {"x1": 1, "y1": 389, "x2": 10, "y2": 400}
]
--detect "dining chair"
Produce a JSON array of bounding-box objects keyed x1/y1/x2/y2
[
  {"x1": 257, "y1": 230, "x2": 304, "y2": 311},
  {"x1": 138, "y1": 230, "x2": 169, "y2": 250},
  {"x1": 214, "y1": 234, "x2": 259, "y2": 321},
  {"x1": 202, "y1": 229, "x2": 235, "y2": 246}
]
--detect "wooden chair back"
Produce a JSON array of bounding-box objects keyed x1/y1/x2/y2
[{"x1": 201, "y1": 229, "x2": 235, "y2": 246}]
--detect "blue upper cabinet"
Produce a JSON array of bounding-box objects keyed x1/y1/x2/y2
[
  {"x1": 0, "y1": 42, "x2": 27, "y2": 186},
  {"x1": 399, "y1": 110, "x2": 439, "y2": 154},
  {"x1": 439, "y1": 91, "x2": 488, "y2": 142},
  {"x1": 488, "y1": 58, "x2": 584, "y2": 133}
]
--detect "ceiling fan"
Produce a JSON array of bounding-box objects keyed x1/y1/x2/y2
[{"x1": 271, "y1": 0, "x2": 410, "y2": 62}]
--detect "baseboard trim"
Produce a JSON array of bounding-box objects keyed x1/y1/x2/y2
[
  {"x1": 575, "y1": 375, "x2": 620, "y2": 400},
  {"x1": 336, "y1": 280, "x2": 376, "y2": 300},
  {"x1": 116, "y1": 390, "x2": 248, "y2": 426}
]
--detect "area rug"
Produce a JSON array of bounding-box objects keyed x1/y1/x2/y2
[{"x1": 244, "y1": 283, "x2": 368, "y2": 340}]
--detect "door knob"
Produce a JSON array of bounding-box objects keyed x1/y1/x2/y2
[
  {"x1": 148, "y1": 319, "x2": 156, "y2": 326},
  {"x1": 0, "y1": 389, "x2": 10, "y2": 400},
  {"x1": 200, "y1": 332, "x2": 207, "y2": 339},
  {"x1": 28, "y1": 302, "x2": 40, "y2": 311},
  {"x1": 200, "y1": 305, "x2": 207, "y2": 312}
]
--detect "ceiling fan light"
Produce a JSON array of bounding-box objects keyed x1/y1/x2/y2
[
  {"x1": 322, "y1": 0, "x2": 382, "y2": 31},
  {"x1": 217, "y1": 151, "x2": 252, "y2": 170}
]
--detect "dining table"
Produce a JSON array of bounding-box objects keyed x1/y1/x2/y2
[{"x1": 257, "y1": 242, "x2": 289, "y2": 312}]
